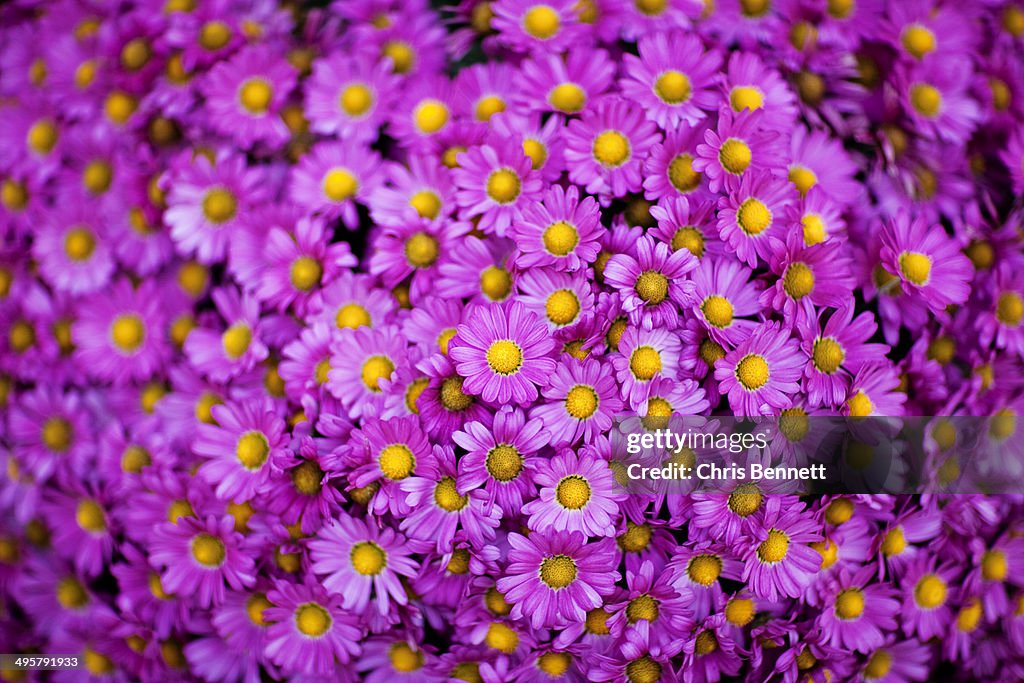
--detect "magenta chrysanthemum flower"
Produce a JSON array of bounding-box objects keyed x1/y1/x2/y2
[
  {"x1": 716, "y1": 171, "x2": 795, "y2": 268},
  {"x1": 762, "y1": 229, "x2": 855, "y2": 327},
  {"x1": 184, "y1": 286, "x2": 269, "y2": 383},
  {"x1": 522, "y1": 448, "x2": 625, "y2": 538},
  {"x1": 511, "y1": 185, "x2": 602, "y2": 272},
  {"x1": 899, "y1": 556, "x2": 958, "y2": 641},
  {"x1": 612, "y1": 325, "x2": 682, "y2": 410},
  {"x1": 448, "y1": 301, "x2": 556, "y2": 406},
  {"x1": 496, "y1": 530, "x2": 618, "y2": 629},
  {"x1": 604, "y1": 235, "x2": 697, "y2": 331},
  {"x1": 452, "y1": 140, "x2": 542, "y2": 236},
  {"x1": 516, "y1": 48, "x2": 615, "y2": 116},
  {"x1": 715, "y1": 322, "x2": 804, "y2": 416},
  {"x1": 976, "y1": 262, "x2": 1024, "y2": 355},
  {"x1": 695, "y1": 110, "x2": 780, "y2": 193},
  {"x1": 879, "y1": 212, "x2": 973, "y2": 313},
  {"x1": 491, "y1": 0, "x2": 585, "y2": 54},
  {"x1": 817, "y1": 566, "x2": 899, "y2": 654},
  {"x1": 690, "y1": 257, "x2": 762, "y2": 346},
  {"x1": 326, "y1": 325, "x2": 407, "y2": 420},
  {"x1": 345, "y1": 414, "x2": 433, "y2": 517},
  {"x1": 801, "y1": 306, "x2": 889, "y2": 409},
  {"x1": 530, "y1": 357, "x2": 623, "y2": 448},
  {"x1": 741, "y1": 501, "x2": 822, "y2": 601},
  {"x1": 289, "y1": 141, "x2": 385, "y2": 229},
  {"x1": 304, "y1": 52, "x2": 397, "y2": 142}
]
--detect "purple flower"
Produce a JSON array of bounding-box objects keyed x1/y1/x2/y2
[{"x1": 715, "y1": 322, "x2": 804, "y2": 416}]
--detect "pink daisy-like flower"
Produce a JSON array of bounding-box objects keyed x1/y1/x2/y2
[
  {"x1": 762, "y1": 229, "x2": 855, "y2": 328},
  {"x1": 897, "y1": 57, "x2": 981, "y2": 145},
  {"x1": 304, "y1": 51, "x2": 397, "y2": 142},
  {"x1": 522, "y1": 448, "x2": 625, "y2": 538},
  {"x1": 716, "y1": 171, "x2": 795, "y2": 268},
  {"x1": 786, "y1": 126, "x2": 862, "y2": 204},
  {"x1": 491, "y1": 0, "x2": 585, "y2": 54},
  {"x1": 900, "y1": 556, "x2": 958, "y2": 641},
  {"x1": 801, "y1": 306, "x2": 889, "y2": 410},
  {"x1": 613, "y1": 325, "x2": 683, "y2": 410},
  {"x1": 289, "y1": 140, "x2": 385, "y2": 229},
  {"x1": 193, "y1": 396, "x2": 287, "y2": 503},
  {"x1": 184, "y1": 287, "x2": 269, "y2": 383},
  {"x1": 496, "y1": 530, "x2": 618, "y2": 630},
  {"x1": 308, "y1": 513, "x2": 418, "y2": 615},
  {"x1": 609, "y1": 559, "x2": 694, "y2": 658},
  {"x1": 416, "y1": 353, "x2": 493, "y2": 441},
  {"x1": 387, "y1": 77, "x2": 456, "y2": 153},
  {"x1": 452, "y1": 139, "x2": 542, "y2": 236},
  {"x1": 489, "y1": 110, "x2": 568, "y2": 182},
  {"x1": 369, "y1": 154, "x2": 455, "y2": 228},
  {"x1": 516, "y1": 267, "x2": 594, "y2": 332},
  {"x1": 817, "y1": 566, "x2": 899, "y2": 654},
  {"x1": 719, "y1": 52, "x2": 798, "y2": 132},
  {"x1": 149, "y1": 514, "x2": 255, "y2": 608},
  {"x1": 344, "y1": 414, "x2": 433, "y2": 517},
  {"x1": 604, "y1": 235, "x2": 697, "y2": 331},
  {"x1": 448, "y1": 301, "x2": 556, "y2": 406},
  {"x1": 564, "y1": 96, "x2": 661, "y2": 198},
  {"x1": 452, "y1": 61, "x2": 519, "y2": 125},
  {"x1": 976, "y1": 262, "x2": 1024, "y2": 355},
  {"x1": 741, "y1": 500, "x2": 822, "y2": 601},
  {"x1": 511, "y1": 184, "x2": 602, "y2": 272},
  {"x1": 8, "y1": 385, "x2": 94, "y2": 483},
  {"x1": 620, "y1": 29, "x2": 721, "y2": 128},
  {"x1": 32, "y1": 201, "x2": 115, "y2": 295},
  {"x1": 694, "y1": 110, "x2": 781, "y2": 194},
  {"x1": 649, "y1": 196, "x2": 720, "y2": 262},
  {"x1": 370, "y1": 217, "x2": 470, "y2": 302},
  {"x1": 690, "y1": 257, "x2": 762, "y2": 347},
  {"x1": 435, "y1": 234, "x2": 516, "y2": 305},
  {"x1": 43, "y1": 484, "x2": 115, "y2": 579},
  {"x1": 843, "y1": 364, "x2": 906, "y2": 419},
  {"x1": 200, "y1": 45, "x2": 296, "y2": 149},
  {"x1": 531, "y1": 357, "x2": 623, "y2": 448},
  {"x1": 326, "y1": 325, "x2": 407, "y2": 420},
  {"x1": 516, "y1": 48, "x2": 615, "y2": 116},
  {"x1": 789, "y1": 186, "x2": 847, "y2": 247},
  {"x1": 643, "y1": 125, "x2": 709, "y2": 200},
  {"x1": 715, "y1": 322, "x2": 804, "y2": 416}
]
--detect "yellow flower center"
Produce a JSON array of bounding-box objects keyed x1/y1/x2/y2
[
  {"x1": 730, "y1": 86, "x2": 764, "y2": 112},
  {"x1": 585, "y1": 607, "x2": 611, "y2": 634},
  {"x1": 523, "y1": 5, "x2": 560, "y2": 39},
  {"x1": 990, "y1": 408, "x2": 1016, "y2": 440},
  {"x1": 846, "y1": 390, "x2": 873, "y2": 418},
  {"x1": 221, "y1": 323, "x2": 252, "y2": 359},
  {"x1": 434, "y1": 476, "x2": 468, "y2": 511},
  {"x1": 199, "y1": 21, "x2": 231, "y2": 50},
  {"x1": 76, "y1": 499, "x2": 106, "y2": 533},
  {"x1": 27, "y1": 119, "x2": 58, "y2": 154},
  {"x1": 725, "y1": 598, "x2": 756, "y2": 626},
  {"x1": 537, "y1": 652, "x2": 571, "y2": 677},
  {"x1": 105, "y1": 91, "x2": 139, "y2": 124},
  {"x1": 548, "y1": 83, "x2": 586, "y2": 113},
  {"x1": 405, "y1": 232, "x2": 439, "y2": 268},
  {"x1": 382, "y1": 41, "x2": 414, "y2": 74},
  {"x1": 626, "y1": 656, "x2": 662, "y2": 683},
  {"x1": 539, "y1": 554, "x2": 577, "y2": 589},
  {"x1": 642, "y1": 396, "x2": 672, "y2": 430},
  {"x1": 246, "y1": 593, "x2": 272, "y2": 626},
  {"x1": 997, "y1": 292, "x2": 1024, "y2": 327},
  {"x1": 336, "y1": 303, "x2": 371, "y2": 329},
  {"x1": 914, "y1": 574, "x2": 947, "y2": 609},
  {"x1": 617, "y1": 522, "x2": 652, "y2": 553},
  {"x1": 110, "y1": 314, "x2": 145, "y2": 353},
  {"x1": 543, "y1": 221, "x2": 579, "y2": 256},
  {"x1": 447, "y1": 548, "x2": 471, "y2": 574},
  {"x1": 475, "y1": 95, "x2": 505, "y2": 121},
  {"x1": 440, "y1": 376, "x2": 474, "y2": 412},
  {"x1": 901, "y1": 24, "x2": 935, "y2": 59},
  {"x1": 802, "y1": 213, "x2": 826, "y2": 245},
  {"x1": 202, "y1": 188, "x2": 237, "y2": 224},
  {"x1": 239, "y1": 79, "x2": 272, "y2": 114},
  {"x1": 783, "y1": 262, "x2": 815, "y2": 299},
  {"x1": 523, "y1": 138, "x2": 547, "y2": 169},
  {"x1": 546, "y1": 289, "x2": 580, "y2": 326},
  {"x1": 737, "y1": 198, "x2": 772, "y2": 235},
  {"x1": 480, "y1": 266, "x2": 512, "y2": 301},
  {"x1": 1, "y1": 180, "x2": 28, "y2": 211},
  {"x1": 178, "y1": 261, "x2": 208, "y2": 297},
  {"x1": 191, "y1": 533, "x2": 225, "y2": 567},
  {"x1": 379, "y1": 444, "x2": 415, "y2": 480},
  {"x1": 910, "y1": 83, "x2": 942, "y2": 118},
  {"x1": 323, "y1": 168, "x2": 358, "y2": 202},
  {"x1": 880, "y1": 526, "x2": 906, "y2": 557},
  {"x1": 635, "y1": 271, "x2": 669, "y2": 305},
  {"x1": 486, "y1": 445, "x2": 522, "y2": 481},
  {"x1": 654, "y1": 70, "x2": 691, "y2": 104},
  {"x1": 121, "y1": 445, "x2": 151, "y2": 473},
  {"x1": 290, "y1": 256, "x2": 322, "y2": 291},
  {"x1": 630, "y1": 345, "x2": 662, "y2": 381},
  {"x1": 486, "y1": 169, "x2": 521, "y2": 204},
  {"x1": 809, "y1": 337, "x2": 844, "y2": 374},
  {"x1": 340, "y1": 83, "x2": 373, "y2": 116},
  {"x1": 835, "y1": 588, "x2": 864, "y2": 619},
  {"x1": 982, "y1": 549, "x2": 1008, "y2": 581},
  {"x1": 556, "y1": 475, "x2": 591, "y2": 510},
  {"x1": 350, "y1": 541, "x2": 387, "y2": 575},
  {"x1": 485, "y1": 622, "x2": 519, "y2": 653},
  {"x1": 1004, "y1": 6, "x2": 1024, "y2": 36},
  {"x1": 235, "y1": 431, "x2": 270, "y2": 470},
  {"x1": 64, "y1": 227, "x2": 96, "y2": 261},
  {"x1": 361, "y1": 355, "x2": 395, "y2": 392},
  {"x1": 486, "y1": 339, "x2": 523, "y2": 375},
  {"x1": 740, "y1": 0, "x2": 770, "y2": 17},
  {"x1": 668, "y1": 153, "x2": 701, "y2": 193},
  {"x1": 736, "y1": 354, "x2": 769, "y2": 390},
  {"x1": 42, "y1": 417, "x2": 72, "y2": 453},
  {"x1": 687, "y1": 554, "x2": 723, "y2": 586},
  {"x1": 295, "y1": 603, "x2": 331, "y2": 637},
  {"x1": 565, "y1": 384, "x2": 599, "y2": 419},
  {"x1": 414, "y1": 100, "x2": 449, "y2": 134},
  {"x1": 83, "y1": 160, "x2": 113, "y2": 195},
  {"x1": 634, "y1": 0, "x2": 667, "y2": 15},
  {"x1": 788, "y1": 165, "x2": 817, "y2": 197},
  {"x1": 626, "y1": 594, "x2": 659, "y2": 623},
  {"x1": 864, "y1": 650, "x2": 892, "y2": 680},
  {"x1": 823, "y1": 498, "x2": 853, "y2": 526},
  {"x1": 957, "y1": 599, "x2": 983, "y2": 632},
  {"x1": 409, "y1": 190, "x2": 441, "y2": 219},
  {"x1": 700, "y1": 295, "x2": 734, "y2": 329},
  {"x1": 757, "y1": 529, "x2": 790, "y2": 564},
  {"x1": 472, "y1": 2, "x2": 495, "y2": 32},
  {"x1": 438, "y1": 328, "x2": 457, "y2": 355},
  {"x1": 168, "y1": 499, "x2": 195, "y2": 523},
  {"x1": 390, "y1": 643, "x2": 424, "y2": 672},
  {"x1": 593, "y1": 130, "x2": 630, "y2": 167},
  {"x1": 57, "y1": 577, "x2": 89, "y2": 608},
  {"x1": 719, "y1": 138, "x2": 752, "y2": 175}
]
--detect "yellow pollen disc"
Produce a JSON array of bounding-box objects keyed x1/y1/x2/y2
[
  {"x1": 485, "y1": 622, "x2": 519, "y2": 653},
  {"x1": 910, "y1": 83, "x2": 942, "y2": 118},
  {"x1": 845, "y1": 390, "x2": 872, "y2": 418},
  {"x1": 290, "y1": 461, "x2": 323, "y2": 495},
  {"x1": 480, "y1": 265, "x2": 512, "y2": 301},
  {"x1": 523, "y1": 5, "x2": 560, "y2": 39},
  {"x1": 630, "y1": 346, "x2": 662, "y2": 381},
  {"x1": 1003, "y1": 6, "x2": 1024, "y2": 36},
  {"x1": 617, "y1": 522, "x2": 652, "y2": 553},
  {"x1": 698, "y1": 296, "x2": 734, "y2": 330},
  {"x1": 486, "y1": 444, "x2": 522, "y2": 481},
  {"x1": 289, "y1": 256, "x2": 322, "y2": 292},
  {"x1": 783, "y1": 262, "x2": 815, "y2": 299},
  {"x1": 901, "y1": 24, "x2": 936, "y2": 59},
  {"x1": 548, "y1": 83, "x2": 586, "y2": 113},
  {"x1": 729, "y1": 87, "x2": 764, "y2": 115},
  {"x1": 556, "y1": 475, "x2": 591, "y2": 510},
  {"x1": 121, "y1": 38, "x2": 152, "y2": 71},
  {"x1": 822, "y1": 498, "x2": 853, "y2": 527},
  {"x1": 57, "y1": 577, "x2": 90, "y2": 609},
  {"x1": 642, "y1": 397, "x2": 672, "y2": 430},
  {"x1": 191, "y1": 533, "x2": 226, "y2": 567},
  {"x1": 626, "y1": 656, "x2": 662, "y2": 683},
  {"x1": 546, "y1": 289, "x2": 580, "y2": 326},
  {"x1": 796, "y1": 71, "x2": 826, "y2": 104},
  {"x1": 726, "y1": 598, "x2": 756, "y2": 626},
  {"x1": 202, "y1": 188, "x2": 237, "y2": 224},
  {"x1": 350, "y1": 541, "x2": 387, "y2": 575},
  {"x1": 914, "y1": 574, "x2": 947, "y2": 609},
  {"x1": 668, "y1": 153, "x2": 701, "y2": 193},
  {"x1": 83, "y1": 649, "x2": 115, "y2": 676},
  {"x1": 990, "y1": 408, "x2": 1016, "y2": 440},
  {"x1": 438, "y1": 328, "x2": 457, "y2": 355},
  {"x1": 736, "y1": 354, "x2": 769, "y2": 391},
  {"x1": 76, "y1": 499, "x2": 106, "y2": 533},
  {"x1": 626, "y1": 594, "x2": 659, "y2": 623},
  {"x1": 485, "y1": 588, "x2": 510, "y2": 616},
  {"x1": 565, "y1": 384, "x2": 599, "y2": 420},
  {"x1": 447, "y1": 548, "x2": 471, "y2": 574},
  {"x1": 199, "y1": 21, "x2": 232, "y2": 51},
  {"x1": 168, "y1": 498, "x2": 195, "y2": 523},
  {"x1": 29, "y1": 58, "x2": 47, "y2": 86},
  {"x1": 593, "y1": 130, "x2": 630, "y2": 167},
  {"x1": 246, "y1": 593, "x2": 272, "y2": 626},
  {"x1": 410, "y1": 190, "x2": 441, "y2": 219},
  {"x1": 898, "y1": 250, "x2": 934, "y2": 286},
  {"x1": 239, "y1": 79, "x2": 272, "y2": 114},
  {"x1": 719, "y1": 138, "x2": 752, "y2": 175},
  {"x1": 827, "y1": 0, "x2": 854, "y2": 18},
  {"x1": 695, "y1": 630, "x2": 719, "y2": 656},
  {"x1": 880, "y1": 526, "x2": 906, "y2": 557},
  {"x1": 990, "y1": 78, "x2": 1012, "y2": 111},
  {"x1": 295, "y1": 603, "x2": 331, "y2": 637},
  {"x1": 83, "y1": 160, "x2": 113, "y2": 194},
  {"x1": 334, "y1": 303, "x2": 370, "y2": 330},
  {"x1": 379, "y1": 444, "x2": 415, "y2": 480},
  {"x1": 322, "y1": 168, "x2": 358, "y2": 202},
  {"x1": 178, "y1": 261, "x2": 208, "y2": 297},
  {"x1": 982, "y1": 549, "x2": 1008, "y2": 581},
  {"x1": 523, "y1": 138, "x2": 547, "y2": 169},
  {"x1": 605, "y1": 317, "x2": 627, "y2": 352},
  {"x1": 434, "y1": 476, "x2": 468, "y2": 511},
  {"x1": 472, "y1": 2, "x2": 495, "y2": 32},
  {"x1": 740, "y1": 0, "x2": 770, "y2": 17},
  {"x1": 927, "y1": 336, "x2": 955, "y2": 365},
  {"x1": 475, "y1": 95, "x2": 506, "y2": 122},
  {"x1": 537, "y1": 651, "x2": 571, "y2": 677},
  {"x1": 236, "y1": 431, "x2": 270, "y2": 470},
  {"x1": 64, "y1": 227, "x2": 96, "y2": 261},
  {"x1": 414, "y1": 100, "x2": 449, "y2": 134},
  {"x1": 442, "y1": 146, "x2": 466, "y2": 169},
  {"x1": 42, "y1": 417, "x2": 72, "y2": 453},
  {"x1": 790, "y1": 21, "x2": 818, "y2": 51},
  {"x1": 654, "y1": 70, "x2": 692, "y2": 104},
  {"x1": 486, "y1": 169, "x2": 521, "y2": 204},
  {"x1": 997, "y1": 292, "x2": 1024, "y2": 327},
  {"x1": 105, "y1": 91, "x2": 138, "y2": 124},
  {"x1": 669, "y1": 228, "x2": 703, "y2": 260},
  {"x1": 27, "y1": 119, "x2": 58, "y2": 154},
  {"x1": 812, "y1": 538, "x2": 839, "y2": 568},
  {"x1": 171, "y1": 314, "x2": 196, "y2": 348},
  {"x1": 930, "y1": 418, "x2": 956, "y2": 451},
  {"x1": 809, "y1": 337, "x2": 845, "y2": 375},
  {"x1": 634, "y1": 0, "x2": 667, "y2": 15},
  {"x1": 107, "y1": 313, "x2": 145, "y2": 353},
  {"x1": 450, "y1": 662, "x2": 482, "y2": 682},
  {"x1": 221, "y1": 323, "x2": 252, "y2": 359},
  {"x1": 788, "y1": 166, "x2": 817, "y2": 197},
  {"x1": 1, "y1": 180, "x2": 28, "y2": 211},
  {"x1": 361, "y1": 355, "x2": 395, "y2": 392},
  {"x1": 440, "y1": 376, "x2": 474, "y2": 411},
  {"x1": 9, "y1": 320, "x2": 35, "y2": 353},
  {"x1": 543, "y1": 221, "x2": 579, "y2": 256},
  {"x1": 340, "y1": 83, "x2": 373, "y2": 116},
  {"x1": 965, "y1": 240, "x2": 994, "y2": 270},
  {"x1": 835, "y1": 588, "x2": 864, "y2": 619},
  {"x1": 486, "y1": 339, "x2": 523, "y2": 375},
  {"x1": 539, "y1": 554, "x2": 577, "y2": 588},
  {"x1": 957, "y1": 599, "x2": 983, "y2": 632},
  {"x1": 737, "y1": 198, "x2": 771, "y2": 235},
  {"x1": 382, "y1": 41, "x2": 414, "y2": 74},
  {"x1": 635, "y1": 271, "x2": 669, "y2": 304},
  {"x1": 757, "y1": 529, "x2": 790, "y2": 564},
  {"x1": 688, "y1": 554, "x2": 723, "y2": 586},
  {"x1": 390, "y1": 643, "x2": 424, "y2": 672},
  {"x1": 795, "y1": 648, "x2": 816, "y2": 670},
  {"x1": 802, "y1": 213, "x2": 827, "y2": 246},
  {"x1": 405, "y1": 232, "x2": 439, "y2": 268},
  {"x1": 122, "y1": 445, "x2": 151, "y2": 473}
]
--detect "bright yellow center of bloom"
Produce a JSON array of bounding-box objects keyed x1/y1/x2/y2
[
  {"x1": 910, "y1": 83, "x2": 942, "y2": 118},
  {"x1": 901, "y1": 24, "x2": 935, "y2": 59},
  {"x1": 486, "y1": 445, "x2": 522, "y2": 481},
  {"x1": 617, "y1": 522, "x2": 652, "y2": 553},
  {"x1": 982, "y1": 549, "x2": 1008, "y2": 581},
  {"x1": 110, "y1": 314, "x2": 145, "y2": 353},
  {"x1": 246, "y1": 593, "x2": 271, "y2": 626},
  {"x1": 64, "y1": 227, "x2": 96, "y2": 261},
  {"x1": 191, "y1": 533, "x2": 225, "y2": 567},
  {"x1": 565, "y1": 384, "x2": 599, "y2": 420},
  {"x1": 593, "y1": 131, "x2": 630, "y2": 167},
  {"x1": 199, "y1": 21, "x2": 231, "y2": 50},
  {"x1": 740, "y1": 0, "x2": 771, "y2": 17},
  {"x1": 440, "y1": 376, "x2": 474, "y2": 412},
  {"x1": 864, "y1": 650, "x2": 892, "y2": 679},
  {"x1": 1003, "y1": 6, "x2": 1024, "y2": 36},
  {"x1": 626, "y1": 656, "x2": 662, "y2": 683},
  {"x1": 350, "y1": 541, "x2": 387, "y2": 575},
  {"x1": 821, "y1": 498, "x2": 853, "y2": 527},
  {"x1": 957, "y1": 599, "x2": 983, "y2": 632},
  {"x1": 537, "y1": 652, "x2": 571, "y2": 677},
  {"x1": 654, "y1": 70, "x2": 691, "y2": 104},
  {"x1": 382, "y1": 41, "x2": 414, "y2": 74},
  {"x1": 672, "y1": 226, "x2": 705, "y2": 258},
  {"x1": 835, "y1": 588, "x2": 864, "y2": 619},
  {"x1": 927, "y1": 336, "x2": 955, "y2": 365},
  {"x1": 414, "y1": 100, "x2": 449, "y2": 134},
  {"x1": 323, "y1": 168, "x2": 358, "y2": 202},
  {"x1": 379, "y1": 444, "x2": 415, "y2": 480},
  {"x1": 642, "y1": 397, "x2": 672, "y2": 429},
  {"x1": 997, "y1": 292, "x2": 1024, "y2": 326},
  {"x1": 725, "y1": 598, "x2": 756, "y2": 626},
  {"x1": 546, "y1": 289, "x2": 580, "y2": 326},
  {"x1": 485, "y1": 622, "x2": 519, "y2": 653},
  {"x1": 434, "y1": 476, "x2": 468, "y2": 511},
  {"x1": 585, "y1": 607, "x2": 611, "y2": 635},
  {"x1": 290, "y1": 256, "x2": 322, "y2": 291},
  {"x1": 556, "y1": 475, "x2": 591, "y2": 509},
  {"x1": 447, "y1": 548, "x2": 470, "y2": 574},
  {"x1": 27, "y1": 119, "x2": 58, "y2": 154},
  {"x1": 688, "y1": 555, "x2": 723, "y2": 586},
  {"x1": 239, "y1": 79, "x2": 272, "y2": 114},
  {"x1": 236, "y1": 431, "x2": 269, "y2": 470},
  {"x1": 438, "y1": 328, "x2": 457, "y2": 355},
  {"x1": 295, "y1": 603, "x2": 331, "y2": 637},
  {"x1": 668, "y1": 153, "x2": 701, "y2": 193},
  {"x1": 846, "y1": 390, "x2": 873, "y2": 418},
  {"x1": 931, "y1": 418, "x2": 956, "y2": 451},
  {"x1": 695, "y1": 631, "x2": 719, "y2": 656},
  {"x1": 880, "y1": 526, "x2": 906, "y2": 556},
  {"x1": 605, "y1": 317, "x2": 627, "y2": 351},
  {"x1": 543, "y1": 221, "x2": 579, "y2": 256},
  {"x1": 410, "y1": 191, "x2": 441, "y2": 219},
  {"x1": 76, "y1": 499, "x2": 106, "y2": 533},
  {"x1": 737, "y1": 198, "x2": 771, "y2": 235},
  {"x1": 202, "y1": 188, "x2": 237, "y2": 224},
  {"x1": 802, "y1": 213, "x2": 827, "y2": 245},
  {"x1": 812, "y1": 337, "x2": 844, "y2": 375},
  {"x1": 475, "y1": 95, "x2": 505, "y2": 121},
  {"x1": 389, "y1": 643, "x2": 424, "y2": 672},
  {"x1": 105, "y1": 91, "x2": 139, "y2": 124},
  {"x1": 630, "y1": 346, "x2": 662, "y2": 380},
  {"x1": 523, "y1": 138, "x2": 547, "y2": 169},
  {"x1": 221, "y1": 323, "x2": 252, "y2": 359},
  {"x1": 626, "y1": 594, "x2": 659, "y2": 623},
  {"x1": 480, "y1": 266, "x2": 512, "y2": 301},
  {"x1": 292, "y1": 461, "x2": 323, "y2": 495},
  {"x1": 539, "y1": 554, "x2": 577, "y2": 589},
  {"x1": 336, "y1": 303, "x2": 371, "y2": 329},
  {"x1": 83, "y1": 160, "x2": 113, "y2": 194},
  {"x1": 472, "y1": 2, "x2": 495, "y2": 32},
  {"x1": 121, "y1": 445, "x2": 151, "y2": 473},
  {"x1": 42, "y1": 417, "x2": 72, "y2": 453},
  {"x1": 361, "y1": 355, "x2": 395, "y2": 392},
  {"x1": 486, "y1": 339, "x2": 523, "y2": 375},
  {"x1": 757, "y1": 529, "x2": 790, "y2": 563},
  {"x1": 548, "y1": 83, "x2": 586, "y2": 113},
  {"x1": 736, "y1": 354, "x2": 769, "y2": 390},
  {"x1": 788, "y1": 165, "x2": 817, "y2": 196},
  {"x1": 486, "y1": 169, "x2": 521, "y2": 204},
  {"x1": 9, "y1": 320, "x2": 34, "y2": 353},
  {"x1": 719, "y1": 138, "x2": 752, "y2": 175},
  {"x1": 635, "y1": 271, "x2": 669, "y2": 304},
  {"x1": 340, "y1": 83, "x2": 373, "y2": 116},
  {"x1": 178, "y1": 261, "x2": 207, "y2": 297},
  {"x1": 1, "y1": 180, "x2": 28, "y2": 211},
  {"x1": 898, "y1": 251, "x2": 931, "y2": 285},
  {"x1": 57, "y1": 577, "x2": 89, "y2": 609},
  {"x1": 914, "y1": 574, "x2": 947, "y2": 609},
  {"x1": 783, "y1": 263, "x2": 815, "y2": 299},
  {"x1": 991, "y1": 408, "x2": 1016, "y2": 440},
  {"x1": 523, "y1": 5, "x2": 560, "y2": 39},
  {"x1": 730, "y1": 86, "x2": 764, "y2": 112},
  {"x1": 168, "y1": 498, "x2": 195, "y2": 523},
  {"x1": 699, "y1": 295, "x2": 733, "y2": 329},
  {"x1": 965, "y1": 240, "x2": 994, "y2": 270},
  {"x1": 405, "y1": 232, "x2": 439, "y2": 268}
]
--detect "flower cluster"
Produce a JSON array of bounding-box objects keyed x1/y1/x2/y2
[{"x1": 2, "y1": 0, "x2": 1024, "y2": 681}]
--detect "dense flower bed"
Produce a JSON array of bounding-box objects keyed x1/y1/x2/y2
[{"x1": 2, "y1": 0, "x2": 1024, "y2": 680}]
